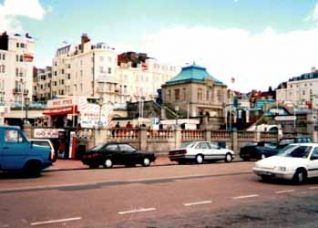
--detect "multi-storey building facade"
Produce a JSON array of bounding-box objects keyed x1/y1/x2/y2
[
  {"x1": 0, "y1": 32, "x2": 34, "y2": 105},
  {"x1": 116, "y1": 55, "x2": 179, "y2": 102},
  {"x1": 33, "y1": 66, "x2": 52, "y2": 102},
  {"x1": 34, "y1": 35, "x2": 179, "y2": 105},
  {"x1": 276, "y1": 71, "x2": 318, "y2": 109},
  {"x1": 50, "y1": 34, "x2": 117, "y2": 103}
]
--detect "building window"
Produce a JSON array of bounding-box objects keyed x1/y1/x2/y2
[
  {"x1": 16, "y1": 43, "x2": 20, "y2": 48},
  {"x1": 108, "y1": 67, "x2": 112, "y2": 74},
  {"x1": 197, "y1": 88, "x2": 203, "y2": 101},
  {"x1": 174, "y1": 89, "x2": 180, "y2": 101},
  {"x1": 167, "y1": 90, "x2": 171, "y2": 101},
  {"x1": 67, "y1": 74, "x2": 71, "y2": 79}
]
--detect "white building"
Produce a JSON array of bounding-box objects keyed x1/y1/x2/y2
[
  {"x1": 116, "y1": 57, "x2": 179, "y2": 102},
  {"x1": 276, "y1": 71, "x2": 318, "y2": 109},
  {"x1": 0, "y1": 32, "x2": 34, "y2": 105},
  {"x1": 51, "y1": 34, "x2": 117, "y2": 103},
  {"x1": 36, "y1": 34, "x2": 179, "y2": 105}
]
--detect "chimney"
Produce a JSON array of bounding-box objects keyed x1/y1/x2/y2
[{"x1": 81, "y1": 33, "x2": 90, "y2": 44}]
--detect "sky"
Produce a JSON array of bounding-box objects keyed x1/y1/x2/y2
[{"x1": 1, "y1": 0, "x2": 318, "y2": 93}]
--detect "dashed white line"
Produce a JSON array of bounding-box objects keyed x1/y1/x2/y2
[
  {"x1": 276, "y1": 189, "x2": 295, "y2": 194},
  {"x1": 118, "y1": 208, "x2": 156, "y2": 215},
  {"x1": 309, "y1": 186, "x2": 318, "y2": 190},
  {"x1": 30, "y1": 217, "x2": 82, "y2": 226},
  {"x1": 184, "y1": 200, "x2": 212, "y2": 207},
  {"x1": 232, "y1": 194, "x2": 259, "y2": 200}
]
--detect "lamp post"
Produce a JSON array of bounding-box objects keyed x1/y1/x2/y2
[
  {"x1": 98, "y1": 95, "x2": 104, "y2": 128},
  {"x1": 24, "y1": 96, "x2": 30, "y2": 124},
  {"x1": 175, "y1": 105, "x2": 179, "y2": 129}
]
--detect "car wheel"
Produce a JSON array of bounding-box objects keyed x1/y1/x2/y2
[
  {"x1": 261, "y1": 175, "x2": 271, "y2": 182},
  {"x1": 24, "y1": 161, "x2": 41, "y2": 177},
  {"x1": 261, "y1": 154, "x2": 266, "y2": 159},
  {"x1": 293, "y1": 169, "x2": 307, "y2": 185},
  {"x1": 142, "y1": 157, "x2": 151, "y2": 167},
  {"x1": 196, "y1": 155, "x2": 204, "y2": 164},
  {"x1": 103, "y1": 158, "x2": 113, "y2": 168},
  {"x1": 89, "y1": 164, "x2": 99, "y2": 169},
  {"x1": 224, "y1": 153, "x2": 233, "y2": 163}
]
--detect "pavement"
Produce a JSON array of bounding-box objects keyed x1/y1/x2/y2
[{"x1": 48, "y1": 156, "x2": 174, "y2": 171}]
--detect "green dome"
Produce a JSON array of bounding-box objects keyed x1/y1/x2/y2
[{"x1": 166, "y1": 64, "x2": 223, "y2": 85}]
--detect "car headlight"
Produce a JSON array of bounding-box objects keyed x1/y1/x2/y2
[{"x1": 277, "y1": 166, "x2": 286, "y2": 171}]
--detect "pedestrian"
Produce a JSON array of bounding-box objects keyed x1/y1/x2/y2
[{"x1": 126, "y1": 121, "x2": 133, "y2": 129}]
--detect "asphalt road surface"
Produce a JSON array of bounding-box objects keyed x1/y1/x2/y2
[{"x1": 0, "y1": 162, "x2": 317, "y2": 227}]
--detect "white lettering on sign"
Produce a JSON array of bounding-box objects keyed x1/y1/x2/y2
[{"x1": 33, "y1": 128, "x2": 64, "y2": 138}]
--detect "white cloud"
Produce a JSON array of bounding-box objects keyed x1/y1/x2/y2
[
  {"x1": 137, "y1": 26, "x2": 318, "y2": 92},
  {"x1": 0, "y1": 0, "x2": 46, "y2": 33},
  {"x1": 305, "y1": 2, "x2": 318, "y2": 22}
]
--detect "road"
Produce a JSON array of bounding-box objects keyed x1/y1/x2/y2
[{"x1": 0, "y1": 161, "x2": 318, "y2": 227}]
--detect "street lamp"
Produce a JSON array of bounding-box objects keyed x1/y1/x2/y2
[
  {"x1": 175, "y1": 105, "x2": 179, "y2": 129},
  {"x1": 98, "y1": 95, "x2": 104, "y2": 128},
  {"x1": 24, "y1": 96, "x2": 30, "y2": 124}
]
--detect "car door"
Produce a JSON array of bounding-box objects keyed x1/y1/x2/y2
[
  {"x1": 104, "y1": 144, "x2": 120, "y2": 164},
  {"x1": 1, "y1": 128, "x2": 30, "y2": 170},
  {"x1": 204, "y1": 142, "x2": 223, "y2": 160},
  {"x1": 118, "y1": 144, "x2": 138, "y2": 165},
  {"x1": 308, "y1": 147, "x2": 318, "y2": 177}
]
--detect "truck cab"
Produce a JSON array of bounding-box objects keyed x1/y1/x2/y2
[{"x1": 0, "y1": 126, "x2": 53, "y2": 176}]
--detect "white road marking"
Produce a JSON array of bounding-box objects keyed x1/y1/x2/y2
[
  {"x1": 118, "y1": 208, "x2": 156, "y2": 215},
  {"x1": 30, "y1": 217, "x2": 82, "y2": 226},
  {"x1": 184, "y1": 200, "x2": 212, "y2": 207},
  {"x1": 232, "y1": 194, "x2": 259, "y2": 200},
  {"x1": 309, "y1": 186, "x2": 318, "y2": 190},
  {"x1": 276, "y1": 189, "x2": 295, "y2": 194}
]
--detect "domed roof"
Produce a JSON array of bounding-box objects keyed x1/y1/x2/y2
[{"x1": 166, "y1": 64, "x2": 223, "y2": 85}]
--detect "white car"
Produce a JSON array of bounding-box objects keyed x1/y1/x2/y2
[
  {"x1": 30, "y1": 138, "x2": 57, "y2": 162},
  {"x1": 169, "y1": 141, "x2": 235, "y2": 164},
  {"x1": 253, "y1": 143, "x2": 318, "y2": 184}
]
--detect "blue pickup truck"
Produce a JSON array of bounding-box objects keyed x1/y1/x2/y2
[{"x1": 0, "y1": 125, "x2": 54, "y2": 176}]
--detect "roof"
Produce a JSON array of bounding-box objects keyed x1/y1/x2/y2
[{"x1": 166, "y1": 64, "x2": 224, "y2": 85}]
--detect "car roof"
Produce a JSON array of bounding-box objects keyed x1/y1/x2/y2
[
  {"x1": 30, "y1": 138, "x2": 51, "y2": 142},
  {"x1": 289, "y1": 143, "x2": 318, "y2": 146}
]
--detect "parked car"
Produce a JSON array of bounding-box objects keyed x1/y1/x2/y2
[
  {"x1": 277, "y1": 136, "x2": 312, "y2": 149},
  {"x1": 169, "y1": 141, "x2": 235, "y2": 164},
  {"x1": 253, "y1": 143, "x2": 318, "y2": 184},
  {"x1": 81, "y1": 142, "x2": 156, "y2": 168},
  {"x1": 30, "y1": 139, "x2": 56, "y2": 162},
  {"x1": 240, "y1": 141, "x2": 279, "y2": 161},
  {"x1": 0, "y1": 126, "x2": 54, "y2": 176}
]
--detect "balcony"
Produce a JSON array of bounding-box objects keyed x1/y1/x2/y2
[{"x1": 12, "y1": 88, "x2": 29, "y2": 95}]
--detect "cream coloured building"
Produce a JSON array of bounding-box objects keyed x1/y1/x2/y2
[
  {"x1": 116, "y1": 58, "x2": 179, "y2": 102},
  {"x1": 50, "y1": 34, "x2": 117, "y2": 103},
  {"x1": 276, "y1": 71, "x2": 318, "y2": 109},
  {"x1": 34, "y1": 34, "x2": 179, "y2": 105},
  {"x1": 0, "y1": 32, "x2": 34, "y2": 105}
]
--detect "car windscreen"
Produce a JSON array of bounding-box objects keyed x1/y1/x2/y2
[
  {"x1": 180, "y1": 142, "x2": 194, "y2": 148},
  {"x1": 89, "y1": 144, "x2": 105, "y2": 151},
  {"x1": 278, "y1": 145, "x2": 312, "y2": 158},
  {"x1": 32, "y1": 141, "x2": 50, "y2": 147}
]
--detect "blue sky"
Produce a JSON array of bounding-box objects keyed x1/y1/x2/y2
[{"x1": 1, "y1": 0, "x2": 318, "y2": 92}]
